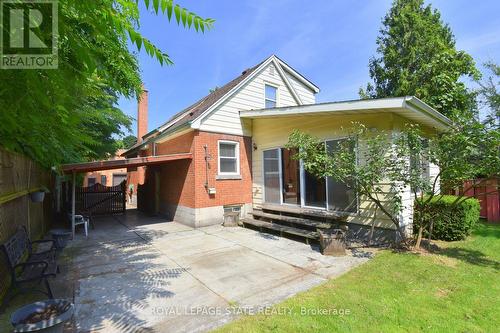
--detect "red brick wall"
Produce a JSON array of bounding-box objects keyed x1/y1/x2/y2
[
  {"x1": 193, "y1": 131, "x2": 253, "y2": 208},
  {"x1": 137, "y1": 130, "x2": 252, "y2": 213},
  {"x1": 157, "y1": 131, "x2": 196, "y2": 208}
]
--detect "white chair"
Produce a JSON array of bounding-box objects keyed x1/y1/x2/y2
[{"x1": 68, "y1": 214, "x2": 89, "y2": 237}]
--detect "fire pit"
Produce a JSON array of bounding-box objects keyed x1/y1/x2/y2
[{"x1": 11, "y1": 299, "x2": 74, "y2": 333}]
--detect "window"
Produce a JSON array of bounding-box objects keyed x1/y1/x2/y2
[
  {"x1": 218, "y1": 141, "x2": 240, "y2": 175},
  {"x1": 265, "y1": 84, "x2": 277, "y2": 108},
  {"x1": 100, "y1": 175, "x2": 107, "y2": 186},
  {"x1": 87, "y1": 177, "x2": 96, "y2": 187},
  {"x1": 224, "y1": 205, "x2": 242, "y2": 217}
]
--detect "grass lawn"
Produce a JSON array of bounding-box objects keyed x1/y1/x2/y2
[{"x1": 214, "y1": 222, "x2": 500, "y2": 333}]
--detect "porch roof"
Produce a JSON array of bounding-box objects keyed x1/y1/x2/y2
[
  {"x1": 239, "y1": 96, "x2": 452, "y2": 131},
  {"x1": 61, "y1": 153, "x2": 192, "y2": 174}
]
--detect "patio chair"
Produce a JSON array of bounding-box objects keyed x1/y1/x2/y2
[{"x1": 67, "y1": 213, "x2": 89, "y2": 237}]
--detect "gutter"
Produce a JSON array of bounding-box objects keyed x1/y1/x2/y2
[
  {"x1": 154, "y1": 122, "x2": 192, "y2": 143},
  {"x1": 403, "y1": 96, "x2": 452, "y2": 130},
  {"x1": 121, "y1": 122, "x2": 192, "y2": 157}
]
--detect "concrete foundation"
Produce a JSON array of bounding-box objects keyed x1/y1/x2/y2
[{"x1": 163, "y1": 203, "x2": 252, "y2": 228}]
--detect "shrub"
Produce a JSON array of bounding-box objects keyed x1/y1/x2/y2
[{"x1": 414, "y1": 195, "x2": 480, "y2": 241}]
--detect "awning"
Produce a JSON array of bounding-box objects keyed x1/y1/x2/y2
[{"x1": 61, "y1": 153, "x2": 192, "y2": 174}]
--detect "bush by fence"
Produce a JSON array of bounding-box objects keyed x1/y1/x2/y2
[
  {"x1": 0, "y1": 147, "x2": 53, "y2": 302},
  {"x1": 414, "y1": 195, "x2": 481, "y2": 241}
]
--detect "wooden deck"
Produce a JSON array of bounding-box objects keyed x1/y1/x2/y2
[{"x1": 260, "y1": 203, "x2": 349, "y2": 221}]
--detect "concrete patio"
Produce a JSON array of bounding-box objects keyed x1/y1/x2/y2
[{"x1": 51, "y1": 210, "x2": 374, "y2": 332}]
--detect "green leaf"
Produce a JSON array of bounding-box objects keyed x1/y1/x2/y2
[{"x1": 174, "y1": 4, "x2": 181, "y2": 24}]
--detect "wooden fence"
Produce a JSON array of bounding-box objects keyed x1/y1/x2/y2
[
  {"x1": 461, "y1": 178, "x2": 500, "y2": 223},
  {"x1": 0, "y1": 147, "x2": 53, "y2": 301}
]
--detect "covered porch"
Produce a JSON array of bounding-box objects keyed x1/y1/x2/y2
[
  {"x1": 60, "y1": 153, "x2": 192, "y2": 238},
  {"x1": 242, "y1": 96, "x2": 451, "y2": 241}
]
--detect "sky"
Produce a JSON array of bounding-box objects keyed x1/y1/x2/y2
[{"x1": 118, "y1": 0, "x2": 500, "y2": 136}]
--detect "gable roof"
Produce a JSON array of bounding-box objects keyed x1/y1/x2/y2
[{"x1": 124, "y1": 55, "x2": 319, "y2": 155}]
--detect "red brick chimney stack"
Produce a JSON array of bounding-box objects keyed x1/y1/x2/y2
[{"x1": 137, "y1": 85, "x2": 148, "y2": 142}]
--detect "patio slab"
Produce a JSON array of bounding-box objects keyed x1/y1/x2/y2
[{"x1": 43, "y1": 210, "x2": 375, "y2": 332}]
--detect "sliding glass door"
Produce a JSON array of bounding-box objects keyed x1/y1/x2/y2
[
  {"x1": 263, "y1": 141, "x2": 357, "y2": 213},
  {"x1": 303, "y1": 168, "x2": 326, "y2": 208},
  {"x1": 326, "y1": 139, "x2": 358, "y2": 213}
]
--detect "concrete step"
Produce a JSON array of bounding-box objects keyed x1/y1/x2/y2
[{"x1": 241, "y1": 218, "x2": 319, "y2": 243}]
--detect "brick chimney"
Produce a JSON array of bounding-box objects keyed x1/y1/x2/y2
[{"x1": 137, "y1": 85, "x2": 148, "y2": 142}]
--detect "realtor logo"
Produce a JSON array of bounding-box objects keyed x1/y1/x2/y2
[{"x1": 0, "y1": 0, "x2": 58, "y2": 69}]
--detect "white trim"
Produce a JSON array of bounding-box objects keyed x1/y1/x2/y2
[
  {"x1": 217, "y1": 140, "x2": 240, "y2": 176},
  {"x1": 274, "y1": 57, "x2": 320, "y2": 93},
  {"x1": 272, "y1": 58, "x2": 303, "y2": 105}
]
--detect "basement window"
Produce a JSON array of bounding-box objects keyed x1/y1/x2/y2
[
  {"x1": 265, "y1": 84, "x2": 277, "y2": 108},
  {"x1": 224, "y1": 205, "x2": 242, "y2": 217},
  {"x1": 218, "y1": 141, "x2": 240, "y2": 176}
]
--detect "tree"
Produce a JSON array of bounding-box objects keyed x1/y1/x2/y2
[
  {"x1": 360, "y1": 0, "x2": 480, "y2": 119},
  {"x1": 120, "y1": 135, "x2": 138, "y2": 149},
  {"x1": 478, "y1": 62, "x2": 500, "y2": 126},
  {"x1": 0, "y1": 0, "x2": 214, "y2": 167},
  {"x1": 286, "y1": 119, "x2": 499, "y2": 247}
]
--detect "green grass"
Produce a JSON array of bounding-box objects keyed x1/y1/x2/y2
[{"x1": 214, "y1": 223, "x2": 500, "y2": 333}]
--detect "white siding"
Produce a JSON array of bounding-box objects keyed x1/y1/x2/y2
[
  {"x1": 429, "y1": 161, "x2": 440, "y2": 193},
  {"x1": 198, "y1": 61, "x2": 316, "y2": 136},
  {"x1": 284, "y1": 71, "x2": 316, "y2": 104}
]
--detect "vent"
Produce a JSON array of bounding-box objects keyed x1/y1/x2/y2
[{"x1": 269, "y1": 65, "x2": 275, "y2": 76}]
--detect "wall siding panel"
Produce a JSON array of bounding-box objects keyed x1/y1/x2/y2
[{"x1": 199, "y1": 62, "x2": 316, "y2": 136}]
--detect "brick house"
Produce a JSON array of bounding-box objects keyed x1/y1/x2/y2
[
  {"x1": 123, "y1": 55, "x2": 450, "y2": 240},
  {"x1": 83, "y1": 149, "x2": 128, "y2": 187}
]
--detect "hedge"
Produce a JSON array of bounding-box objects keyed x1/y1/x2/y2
[{"x1": 414, "y1": 195, "x2": 480, "y2": 241}]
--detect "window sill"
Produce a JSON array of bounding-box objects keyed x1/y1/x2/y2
[{"x1": 216, "y1": 174, "x2": 242, "y2": 180}]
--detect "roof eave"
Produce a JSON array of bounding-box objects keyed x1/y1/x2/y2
[
  {"x1": 273, "y1": 55, "x2": 320, "y2": 93},
  {"x1": 239, "y1": 96, "x2": 452, "y2": 132}
]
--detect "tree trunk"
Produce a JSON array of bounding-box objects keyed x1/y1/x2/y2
[
  {"x1": 415, "y1": 225, "x2": 424, "y2": 249},
  {"x1": 427, "y1": 220, "x2": 434, "y2": 245}
]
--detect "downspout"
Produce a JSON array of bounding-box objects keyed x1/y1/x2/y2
[{"x1": 203, "y1": 145, "x2": 211, "y2": 191}]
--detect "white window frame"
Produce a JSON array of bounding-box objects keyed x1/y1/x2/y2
[
  {"x1": 264, "y1": 83, "x2": 278, "y2": 108},
  {"x1": 218, "y1": 140, "x2": 240, "y2": 176}
]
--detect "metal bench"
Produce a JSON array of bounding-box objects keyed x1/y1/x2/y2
[{"x1": 1, "y1": 226, "x2": 59, "y2": 299}]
